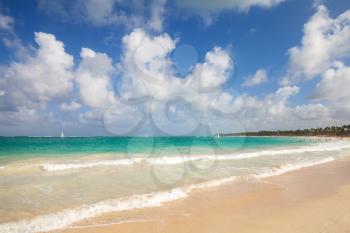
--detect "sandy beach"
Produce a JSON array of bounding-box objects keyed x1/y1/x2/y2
[{"x1": 54, "y1": 153, "x2": 350, "y2": 233}]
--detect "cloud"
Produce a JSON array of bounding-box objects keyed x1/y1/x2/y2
[
  {"x1": 188, "y1": 46, "x2": 232, "y2": 91},
  {"x1": 0, "y1": 26, "x2": 347, "y2": 135},
  {"x1": 37, "y1": 0, "x2": 287, "y2": 31},
  {"x1": 312, "y1": 62, "x2": 350, "y2": 100},
  {"x1": 223, "y1": 85, "x2": 329, "y2": 130},
  {"x1": 112, "y1": 29, "x2": 327, "y2": 134},
  {"x1": 242, "y1": 69, "x2": 267, "y2": 87},
  {"x1": 0, "y1": 106, "x2": 56, "y2": 125},
  {"x1": 175, "y1": 0, "x2": 285, "y2": 12},
  {"x1": 174, "y1": 0, "x2": 285, "y2": 24},
  {"x1": 60, "y1": 101, "x2": 81, "y2": 111},
  {"x1": 262, "y1": 85, "x2": 299, "y2": 118},
  {"x1": 0, "y1": 13, "x2": 14, "y2": 30},
  {"x1": 81, "y1": 0, "x2": 117, "y2": 25},
  {"x1": 0, "y1": 12, "x2": 27, "y2": 58},
  {"x1": 75, "y1": 48, "x2": 117, "y2": 109},
  {"x1": 278, "y1": 5, "x2": 350, "y2": 126},
  {"x1": 294, "y1": 103, "x2": 329, "y2": 120},
  {"x1": 117, "y1": 28, "x2": 177, "y2": 100},
  {"x1": 149, "y1": 0, "x2": 167, "y2": 32},
  {"x1": 283, "y1": 5, "x2": 350, "y2": 84},
  {"x1": 37, "y1": 0, "x2": 119, "y2": 26},
  {"x1": 117, "y1": 28, "x2": 233, "y2": 108},
  {"x1": 106, "y1": 28, "x2": 238, "y2": 135},
  {"x1": 0, "y1": 32, "x2": 74, "y2": 110},
  {"x1": 37, "y1": 0, "x2": 166, "y2": 31},
  {"x1": 309, "y1": 62, "x2": 350, "y2": 122}
]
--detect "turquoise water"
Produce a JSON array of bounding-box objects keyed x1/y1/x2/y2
[{"x1": 0, "y1": 136, "x2": 306, "y2": 159}]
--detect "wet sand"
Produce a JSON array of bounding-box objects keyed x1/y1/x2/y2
[{"x1": 56, "y1": 156, "x2": 350, "y2": 233}]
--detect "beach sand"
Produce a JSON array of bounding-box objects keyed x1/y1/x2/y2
[{"x1": 55, "y1": 155, "x2": 350, "y2": 233}]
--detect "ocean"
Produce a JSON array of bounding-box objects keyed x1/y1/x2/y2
[{"x1": 0, "y1": 136, "x2": 350, "y2": 233}]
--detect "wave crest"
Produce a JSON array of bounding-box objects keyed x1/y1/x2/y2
[{"x1": 40, "y1": 142, "x2": 350, "y2": 172}]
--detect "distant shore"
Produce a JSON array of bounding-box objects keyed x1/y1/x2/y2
[
  {"x1": 221, "y1": 124, "x2": 350, "y2": 138},
  {"x1": 223, "y1": 135, "x2": 350, "y2": 140}
]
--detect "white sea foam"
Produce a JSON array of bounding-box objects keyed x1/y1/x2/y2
[
  {"x1": 0, "y1": 176, "x2": 239, "y2": 233},
  {"x1": 186, "y1": 175, "x2": 238, "y2": 191},
  {"x1": 0, "y1": 188, "x2": 188, "y2": 233},
  {"x1": 40, "y1": 141, "x2": 350, "y2": 171},
  {"x1": 41, "y1": 158, "x2": 143, "y2": 171},
  {"x1": 254, "y1": 157, "x2": 335, "y2": 178},
  {"x1": 0, "y1": 155, "x2": 338, "y2": 233},
  {"x1": 188, "y1": 157, "x2": 336, "y2": 190}
]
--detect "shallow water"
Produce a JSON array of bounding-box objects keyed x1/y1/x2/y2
[{"x1": 0, "y1": 136, "x2": 349, "y2": 233}]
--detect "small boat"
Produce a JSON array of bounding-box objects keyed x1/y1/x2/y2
[
  {"x1": 60, "y1": 131, "x2": 64, "y2": 138},
  {"x1": 216, "y1": 133, "x2": 220, "y2": 139}
]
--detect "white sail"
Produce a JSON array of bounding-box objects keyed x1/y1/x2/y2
[{"x1": 61, "y1": 131, "x2": 64, "y2": 138}]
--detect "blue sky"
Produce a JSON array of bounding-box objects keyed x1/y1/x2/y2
[{"x1": 0, "y1": 0, "x2": 350, "y2": 136}]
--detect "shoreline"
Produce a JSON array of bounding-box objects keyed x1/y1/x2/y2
[
  {"x1": 56, "y1": 155, "x2": 350, "y2": 233},
  {"x1": 1, "y1": 137, "x2": 350, "y2": 233}
]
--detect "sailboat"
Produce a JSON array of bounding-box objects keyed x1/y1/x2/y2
[
  {"x1": 216, "y1": 133, "x2": 220, "y2": 139},
  {"x1": 60, "y1": 131, "x2": 64, "y2": 138}
]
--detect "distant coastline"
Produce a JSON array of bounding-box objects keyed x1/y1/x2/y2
[{"x1": 222, "y1": 125, "x2": 350, "y2": 137}]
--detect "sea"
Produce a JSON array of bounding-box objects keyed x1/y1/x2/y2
[{"x1": 0, "y1": 136, "x2": 350, "y2": 233}]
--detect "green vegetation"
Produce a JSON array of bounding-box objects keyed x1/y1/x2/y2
[{"x1": 223, "y1": 125, "x2": 350, "y2": 137}]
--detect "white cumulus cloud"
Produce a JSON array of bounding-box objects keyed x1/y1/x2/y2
[
  {"x1": 75, "y1": 48, "x2": 117, "y2": 109},
  {"x1": 312, "y1": 62, "x2": 350, "y2": 100},
  {"x1": 242, "y1": 69, "x2": 268, "y2": 87},
  {"x1": 0, "y1": 32, "x2": 74, "y2": 110},
  {"x1": 283, "y1": 5, "x2": 350, "y2": 84}
]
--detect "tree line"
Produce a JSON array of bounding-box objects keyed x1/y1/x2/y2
[{"x1": 222, "y1": 125, "x2": 350, "y2": 137}]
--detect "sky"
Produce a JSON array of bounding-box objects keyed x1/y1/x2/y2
[{"x1": 0, "y1": 0, "x2": 350, "y2": 136}]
